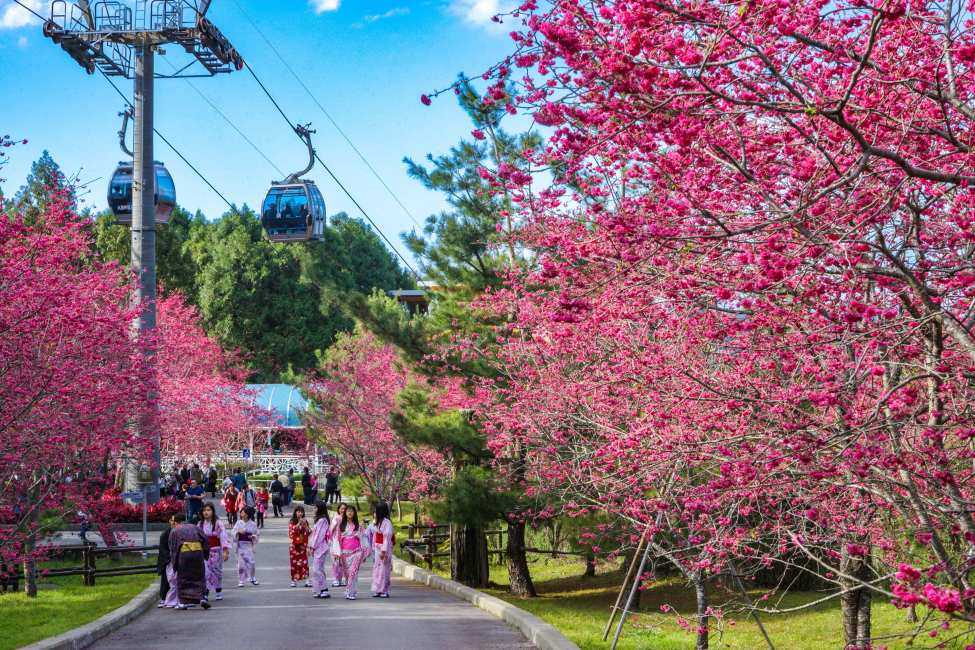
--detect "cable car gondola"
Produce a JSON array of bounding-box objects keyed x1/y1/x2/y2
[
  {"x1": 108, "y1": 108, "x2": 176, "y2": 225},
  {"x1": 261, "y1": 124, "x2": 326, "y2": 242}
]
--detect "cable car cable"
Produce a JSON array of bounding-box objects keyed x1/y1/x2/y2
[
  {"x1": 160, "y1": 57, "x2": 285, "y2": 178},
  {"x1": 243, "y1": 61, "x2": 421, "y2": 278},
  {"x1": 99, "y1": 70, "x2": 237, "y2": 212},
  {"x1": 228, "y1": 0, "x2": 424, "y2": 230}
]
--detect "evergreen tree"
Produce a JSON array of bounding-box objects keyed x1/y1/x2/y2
[
  {"x1": 355, "y1": 77, "x2": 541, "y2": 594},
  {"x1": 8, "y1": 151, "x2": 75, "y2": 224}
]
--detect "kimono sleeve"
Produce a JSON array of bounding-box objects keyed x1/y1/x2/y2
[
  {"x1": 379, "y1": 519, "x2": 394, "y2": 553},
  {"x1": 219, "y1": 521, "x2": 232, "y2": 550}
]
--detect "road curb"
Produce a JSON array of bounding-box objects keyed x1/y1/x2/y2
[
  {"x1": 22, "y1": 581, "x2": 158, "y2": 650},
  {"x1": 392, "y1": 557, "x2": 579, "y2": 650}
]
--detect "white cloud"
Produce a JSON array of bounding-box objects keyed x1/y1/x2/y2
[
  {"x1": 364, "y1": 7, "x2": 409, "y2": 23},
  {"x1": 1, "y1": 0, "x2": 43, "y2": 30},
  {"x1": 449, "y1": 0, "x2": 514, "y2": 29},
  {"x1": 17, "y1": 34, "x2": 27, "y2": 47},
  {"x1": 309, "y1": 0, "x2": 340, "y2": 13}
]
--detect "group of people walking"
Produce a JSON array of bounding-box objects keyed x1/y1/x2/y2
[{"x1": 156, "y1": 497, "x2": 394, "y2": 610}]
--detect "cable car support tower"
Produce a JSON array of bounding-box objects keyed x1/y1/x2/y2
[{"x1": 42, "y1": 0, "x2": 243, "y2": 502}]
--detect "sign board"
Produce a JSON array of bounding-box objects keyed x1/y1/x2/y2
[
  {"x1": 241, "y1": 448, "x2": 251, "y2": 460},
  {"x1": 121, "y1": 490, "x2": 145, "y2": 503}
]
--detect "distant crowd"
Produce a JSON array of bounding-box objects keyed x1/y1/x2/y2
[{"x1": 157, "y1": 463, "x2": 393, "y2": 612}]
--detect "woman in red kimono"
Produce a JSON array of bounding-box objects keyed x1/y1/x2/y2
[{"x1": 288, "y1": 505, "x2": 311, "y2": 588}]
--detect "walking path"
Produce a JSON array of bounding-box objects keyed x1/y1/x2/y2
[{"x1": 96, "y1": 502, "x2": 534, "y2": 649}]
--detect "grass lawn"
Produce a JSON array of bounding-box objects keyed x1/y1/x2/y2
[
  {"x1": 476, "y1": 557, "x2": 975, "y2": 650},
  {"x1": 0, "y1": 558, "x2": 154, "y2": 650}
]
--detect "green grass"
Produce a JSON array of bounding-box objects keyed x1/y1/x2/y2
[
  {"x1": 0, "y1": 558, "x2": 154, "y2": 650},
  {"x1": 474, "y1": 557, "x2": 975, "y2": 650}
]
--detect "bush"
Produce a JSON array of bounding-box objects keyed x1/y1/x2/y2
[{"x1": 95, "y1": 490, "x2": 184, "y2": 523}]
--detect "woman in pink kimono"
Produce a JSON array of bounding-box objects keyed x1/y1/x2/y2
[
  {"x1": 231, "y1": 506, "x2": 260, "y2": 587},
  {"x1": 308, "y1": 501, "x2": 332, "y2": 599},
  {"x1": 367, "y1": 502, "x2": 394, "y2": 598},
  {"x1": 337, "y1": 505, "x2": 367, "y2": 599},
  {"x1": 329, "y1": 502, "x2": 347, "y2": 587},
  {"x1": 198, "y1": 502, "x2": 230, "y2": 601}
]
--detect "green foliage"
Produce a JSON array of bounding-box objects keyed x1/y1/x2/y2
[
  {"x1": 402, "y1": 76, "x2": 540, "y2": 293},
  {"x1": 392, "y1": 385, "x2": 488, "y2": 463},
  {"x1": 88, "y1": 205, "x2": 203, "y2": 300},
  {"x1": 340, "y1": 475, "x2": 365, "y2": 498},
  {"x1": 7, "y1": 151, "x2": 75, "y2": 225},
  {"x1": 426, "y1": 466, "x2": 513, "y2": 528}
]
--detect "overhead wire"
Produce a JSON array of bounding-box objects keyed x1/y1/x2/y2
[
  {"x1": 228, "y1": 0, "x2": 424, "y2": 230},
  {"x1": 99, "y1": 69, "x2": 237, "y2": 211},
  {"x1": 161, "y1": 57, "x2": 285, "y2": 177},
  {"x1": 243, "y1": 60, "x2": 421, "y2": 278}
]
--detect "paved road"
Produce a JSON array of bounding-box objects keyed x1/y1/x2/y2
[{"x1": 96, "y1": 502, "x2": 533, "y2": 650}]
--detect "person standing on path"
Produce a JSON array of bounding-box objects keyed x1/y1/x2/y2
[
  {"x1": 232, "y1": 506, "x2": 260, "y2": 587},
  {"x1": 168, "y1": 513, "x2": 211, "y2": 610},
  {"x1": 324, "y1": 467, "x2": 339, "y2": 504},
  {"x1": 269, "y1": 476, "x2": 284, "y2": 518},
  {"x1": 286, "y1": 469, "x2": 296, "y2": 506},
  {"x1": 222, "y1": 484, "x2": 240, "y2": 526},
  {"x1": 308, "y1": 501, "x2": 332, "y2": 599},
  {"x1": 156, "y1": 515, "x2": 176, "y2": 608},
  {"x1": 337, "y1": 505, "x2": 367, "y2": 600},
  {"x1": 231, "y1": 467, "x2": 246, "y2": 491},
  {"x1": 198, "y1": 503, "x2": 230, "y2": 602},
  {"x1": 288, "y1": 506, "x2": 312, "y2": 588},
  {"x1": 205, "y1": 465, "x2": 218, "y2": 498},
  {"x1": 185, "y1": 479, "x2": 205, "y2": 523},
  {"x1": 256, "y1": 486, "x2": 269, "y2": 528},
  {"x1": 236, "y1": 482, "x2": 257, "y2": 515},
  {"x1": 329, "y1": 502, "x2": 347, "y2": 587},
  {"x1": 367, "y1": 502, "x2": 394, "y2": 598}
]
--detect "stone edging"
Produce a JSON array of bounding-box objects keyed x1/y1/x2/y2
[
  {"x1": 23, "y1": 581, "x2": 158, "y2": 650},
  {"x1": 392, "y1": 557, "x2": 579, "y2": 650}
]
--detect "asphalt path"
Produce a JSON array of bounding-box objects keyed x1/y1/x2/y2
[{"x1": 96, "y1": 501, "x2": 534, "y2": 650}]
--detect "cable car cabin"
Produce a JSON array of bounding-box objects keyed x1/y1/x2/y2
[
  {"x1": 261, "y1": 181, "x2": 326, "y2": 242},
  {"x1": 107, "y1": 161, "x2": 176, "y2": 225}
]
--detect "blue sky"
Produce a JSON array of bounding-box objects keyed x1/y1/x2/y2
[{"x1": 0, "y1": 0, "x2": 518, "y2": 263}]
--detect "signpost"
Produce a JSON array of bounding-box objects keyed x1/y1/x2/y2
[
  {"x1": 242, "y1": 448, "x2": 251, "y2": 460},
  {"x1": 137, "y1": 463, "x2": 152, "y2": 553}
]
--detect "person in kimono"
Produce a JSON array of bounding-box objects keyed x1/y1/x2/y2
[
  {"x1": 307, "y1": 501, "x2": 332, "y2": 599},
  {"x1": 198, "y1": 502, "x2": 230, "y2": 601},
  {"x1": 232, "y1": 506, "x2": 260, "y2": 587},
  {"x1": 288, "y1": 506, "x2": 312, "y2": 587},
  {"x1": 367, "y1": 502, "x2": 394, "y2": 598},
  {"x1": 329, "y1": 502, "x2": 348, "y2": 587},
  {"x1": 256, "y1": 487, "x2": 269, "y2": 528},
  {"x1": 156, "y1": 515, "x2": 176, "y2": 608},
  {"x1": 222, "y1": 484, "x2": 239, "y2": 526},
  {"x1": 168, "y1": 513, "x2": 211, "y2": 609},
  {"x1": 337, "y1": 505, "x2": 367, "y2": 599}
]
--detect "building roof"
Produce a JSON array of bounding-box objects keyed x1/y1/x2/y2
[{"x1": 246, "y1": 384, "x2": 307, "y2": 429}]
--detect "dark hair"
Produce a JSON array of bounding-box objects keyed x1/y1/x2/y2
[
  {"x1": 200, "y1": 502, "x2": 217, "y2": 523},
  {"x1": 340, "y1": 505, "x2": 359, "y2": 533},
  {"x1": 290, "y1": 505, "x2": 306, "y2": 525},
  {"x1": 374, "y1": 502, "x2": 390, "y2": 527},
  {"x1": 314, "y1": 501, "x2": 330, "y2": 522},
  {"x1": 173, "y1": 512, "x2": 186, "y2": 523},
  {"x1": 240, "y1": 506, "x2": 255, "y2": 520}
]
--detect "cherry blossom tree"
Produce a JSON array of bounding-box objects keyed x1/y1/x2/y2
[
  {"x1": 0, "y1": 190, "x2": 149, "y2": 596},
  {"x1": 303, "y1": 329, "x2": 443, "y2": 503},
  {"x1": 412, "y1": 0, "x2": 975, "y2": 645}
]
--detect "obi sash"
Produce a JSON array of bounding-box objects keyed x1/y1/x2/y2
[
  {"x1": 374, "y1": 532, "x2": 384, "y2": 545},
  {"x1": 207, "y1": 534, "x2": 221, "y2": 549},
  {"x1": 340, "y1": 536, "x2": 361, "y2": 552},
  {"x1": 180, "y1": 541, "x2": 203, "y2": 553},
  {"x1": 238, "y1": 532, "x2": 254, "y2": 543}
]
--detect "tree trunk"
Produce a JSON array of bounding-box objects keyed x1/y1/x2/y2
[
  {"x1": 506, "y1": 519, "x2": 536, "y2": 596},
  {"x1": 840, "y1": 548, "x2": 872, "y2": 648},
  {"x1": 694, "y1": 578, "x2": 709, "y2": 650},
  {"x1": 22, "y1": 557, "x2": 37, "y2": 598},
  {"x1": 584, "y1": 552, "x2": 596, "y2": 577},
  {"x1": 451, "y1": 523, "x2": 489, "y2": 588}
]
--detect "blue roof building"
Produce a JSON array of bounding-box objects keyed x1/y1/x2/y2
[{"x1": 246, "y1": 384, "x2": 308, "y2": 430}]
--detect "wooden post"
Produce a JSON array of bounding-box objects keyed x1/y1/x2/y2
[
  {"x1": 83, "y1": 544, "x2": 96, "y2": 586},
  {"x1": 428, "y1": 536, "x2": 436, "y2": 570}
]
